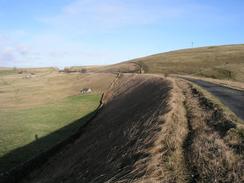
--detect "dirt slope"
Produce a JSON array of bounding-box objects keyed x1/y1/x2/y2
[{"x1": 21, "y1": 74, "x2": 174, "y2": 183}]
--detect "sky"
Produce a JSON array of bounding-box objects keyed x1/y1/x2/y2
[{"x1": 0, "y1": 0, "x2": 243, "y2": 68}]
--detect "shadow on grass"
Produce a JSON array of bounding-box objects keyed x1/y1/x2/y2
[{"x1": 0, "y1": 109, "x2": 99, "y2": 182}]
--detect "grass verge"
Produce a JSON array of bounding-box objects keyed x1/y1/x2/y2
[
  {"x1": 189, "y1": 81, "x2": 243, "y2": 125},
  {"x1": 179, "y1": 79, "x2": 243, "y2": 182}
]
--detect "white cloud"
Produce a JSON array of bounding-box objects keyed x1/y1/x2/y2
[
  {"x1": 0, "y1": 32, "x2": 123, "y2": 67},
  {"x1": 16, "y1": 45, "x2": 30, "y2": 56},
  {"x1": 0, "y1": 35, "x2": 32, "y2": 66},
  {"x1": 0, "y1": 47, "x2": 16, "y2": 63}
]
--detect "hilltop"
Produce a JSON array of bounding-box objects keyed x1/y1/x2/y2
[{"x1": 43, "y1": 44, "x2": 244, "y2": 82}]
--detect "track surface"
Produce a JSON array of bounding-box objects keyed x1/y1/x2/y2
[{"x1": 187, "y1": 79, "x2": 244, "y2": 120}]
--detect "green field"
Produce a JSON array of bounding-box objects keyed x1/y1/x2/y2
[
  {"x1": 0, "y1": 93, "x2": 100, "y2": 172},
  {"x1": 0, "y1": 69, "x2": 114, "y2": 172}
]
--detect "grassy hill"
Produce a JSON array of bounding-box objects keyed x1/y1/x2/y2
[
  {"x1": 66, "y1": 62, "x2": 140, "y2": 74},
  {"x1": 129, "y1": 44, "x2": 244, "y2": 82},
  {"x1": 62, "y1": 44, "x2": 244, "y2": 82}
]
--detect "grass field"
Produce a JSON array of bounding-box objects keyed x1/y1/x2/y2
[
  {"x1": 0, "y1": 94, "x2": 100, "y2": 172},
  {"x1": 0, "y1": 71, "x2": 114, "y2": 109},
  {"x1": 0, "y1": 69, "x2": 114, "y2": 172}
]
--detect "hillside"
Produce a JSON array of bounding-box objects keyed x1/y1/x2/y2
[
  {"x1": 66, "y1": 62, "x2": 140, "y2": 74},
  {"x1": 56, "y1": 44, "x2": 244, "y2": 82},
  {"x1": 129, "y1": 44, "x2": 244, "y2": 82},
  {"x1": 16, "y1": 74, "x2": 243, "y2": 183},
  {"x1": 21, "y1": 74, "x2": 175, "y2": 182}
]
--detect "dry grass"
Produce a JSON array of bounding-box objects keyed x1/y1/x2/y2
[
  {"x1": 68, "y1": 62, "x2": 140, "y2": 74},
  {"x1": 0, "y1": 71, "x2": 114, "y2": 109},
  {"x1": 188, "y1": 81, "x2": 244, "y2": 125},
  {"x1": 20, "y1": 74, "x2": 177, "y2": 183},
  {"x1": 1, "y1": 65, "x2": 242, "y2": 182},
  {"x1": 178, "y1": 79, "x2": 243, "y2": 182},
  {"x1": 137, "y1": 77, "x2": 189, "y2": 183},
  {"x1": 59, "y1": 45, "x2": 244, "y2": 83},
  {"x1": 2, "y1": 72, "x2": 241, "y2": 183},
  {"x1": 176, "y1": 74, "x2": 244, "y2": 91},
  {"x1": 125, "y1": 44, "x2": 244, "y2": 82}
]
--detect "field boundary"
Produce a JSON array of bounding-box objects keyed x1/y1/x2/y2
[{"x1": 0, "y1": 94, "x2": 105, "y2": 183}]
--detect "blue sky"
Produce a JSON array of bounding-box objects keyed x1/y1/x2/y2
[{"x1": 0, "y1": 0, "x2": 243, "y2": 67}]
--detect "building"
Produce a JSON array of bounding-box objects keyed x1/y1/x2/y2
[{"x1": 80, "y1": 88, "x2": 92, "y2": 94}]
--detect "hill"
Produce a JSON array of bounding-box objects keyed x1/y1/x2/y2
[
  {"x1": 20, "y1": 74, "x2": 175, "y2": 182},
  {"x1": 65, "y1": 62, "x2": 140, "y2": 74},
  {"x1": 128, "y1": 44, "x2": 244, "y2": 82},
  {"x1": 18, "y1": 74, "x2": 243, "y2": 183}
]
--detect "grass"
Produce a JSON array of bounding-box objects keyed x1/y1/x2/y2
[
  {"x1": 190, "y1": 82, "x2": 243, "y2": 123},
  {"x1": 185, "y1": 79, "x2": 244, "y2": 142},
  {"x1": 67, "y1": 62, "x2": 140, "y2": 73},
  {"x1": 175, "y1": 75, "x2": 244, "y2": 91},
  {"x1": 0, "y1": 70, "x2": 114, "y2": 172},
  {"x1": 148, "y1": 78, "x2": 188, "y2": 182},
  {"x1": 50, "y1": 44, "x2": 244, "y2": 83},
  {"x1": 179, "y1": 80, "x2": 244, "y2": 182},
  {"x1": 125, "y1": 44, "x2": 244, "y2": 82},
  {"x1": 0, "y1": 69, "x2": 17, "y2": 76},
  {"x1": 0, "y1": 94, "x2": 100, "y2": 172},
  {"x1": 0, "y1": 71, "x2": 114, "y2": 109}
]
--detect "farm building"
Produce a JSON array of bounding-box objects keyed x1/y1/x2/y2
[{"x1": 80, "y1": 88, "x2": 92, "y2": 94}]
